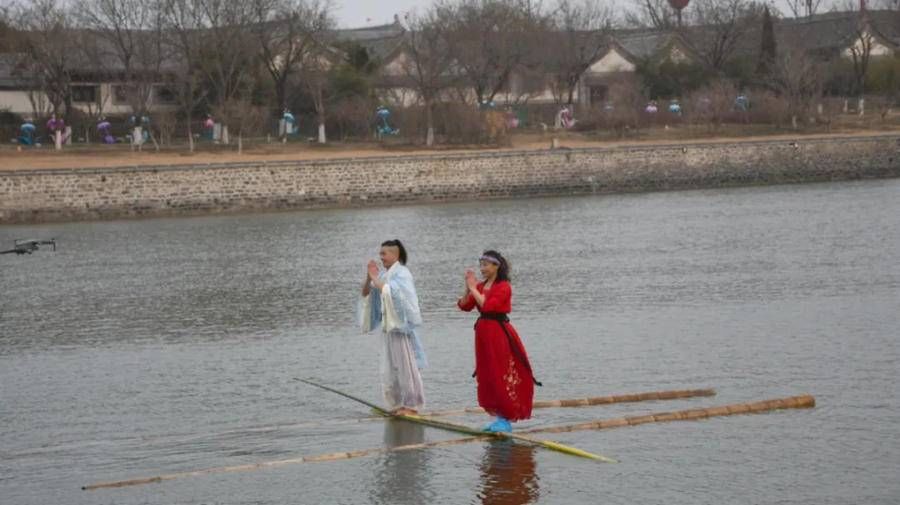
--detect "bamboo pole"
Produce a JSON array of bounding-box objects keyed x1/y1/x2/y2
[
  {"x1": 124, "y1": 388, "x2": 716, "y2": 449},
  {"x1": 522, "y1": 395, "x2": 815, "y2": 434},
  {"x1": 82, "y1": 433, "x2": 483, "y2": 491},
  {"x1": 422, "y1": 388, "x2": 716, "y2": 417},
  {"x1": 294, "y1": 378, "x2": 615, "y2": 461},
  {"x1": 83, "y1": 394, "x2": 814, "y2": 491}
]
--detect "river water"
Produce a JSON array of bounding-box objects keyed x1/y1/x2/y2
[{"x1": 2, "y1": 179, "x2": 899, "y2": 505}]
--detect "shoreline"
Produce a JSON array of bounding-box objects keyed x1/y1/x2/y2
[
  {"x1": 2, "y1": 133, "x2": 899, "y2": 225},
  {"x1": 2, "y1": 130, "x2": 898, "y2": 172}
]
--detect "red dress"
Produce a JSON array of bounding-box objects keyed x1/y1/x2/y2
[{"x1": 458, "y1": 280, "x2": 535, "y2": 421}]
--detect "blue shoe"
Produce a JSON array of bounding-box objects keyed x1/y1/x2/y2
[{"x1": 483, "y1": 417, "x2": 512, "y2": 433}]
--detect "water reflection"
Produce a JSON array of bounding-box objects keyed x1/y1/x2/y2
[
  {"x1": 371, "y1": 420, "x2": 430, "y2": 505},
  {"x1": 477, "y1": 442, "x2": 540, "y2": 505}
]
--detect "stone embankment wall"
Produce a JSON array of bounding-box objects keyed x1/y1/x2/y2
[{"x1": 1, "y1": 135, "x2": 899, "y2": 224}]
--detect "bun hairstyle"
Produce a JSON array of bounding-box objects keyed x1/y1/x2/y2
[
  {"x1": 381, "y1": 239, "x2": 408, "y2": 265},
  {"x1": 481, "y1": 250, "x2": 510, "y2": 282}
]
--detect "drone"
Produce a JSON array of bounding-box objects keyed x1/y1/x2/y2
[{"x1": 0, "y1": 238, "x2": 57, "y2": 255}]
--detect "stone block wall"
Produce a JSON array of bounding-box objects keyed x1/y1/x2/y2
[{"x1": 1, "y1": 135, "x2": 898, "y2": 224}]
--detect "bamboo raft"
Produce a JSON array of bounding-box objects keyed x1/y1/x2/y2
[
  {"x1": 119, "y1": 387, "x2": 716, "y2": 448},
  {"x1": 83, "y1": 393, "x2": 814, "y2": 491},
  {"x1": 294, "y1": 378, "x2": 616, "y2": 462}
]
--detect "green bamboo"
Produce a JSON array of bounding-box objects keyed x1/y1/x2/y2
[{"x1": 295, "y1": 377, "x2": 616, "y2": 462}]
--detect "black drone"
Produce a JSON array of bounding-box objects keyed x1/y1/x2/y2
[{"x1": 0, "y1": 238, "x2": 57, "y2": 255}]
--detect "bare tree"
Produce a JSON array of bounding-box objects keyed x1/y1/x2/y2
[
  {"x1": 688, "y1": 0, "x2": 762, "y2": 72},
  {"x1": 299, "y1": 41, "x2": 336, "y2": 143},
  {"x1": 814, "y1": 95, "x2": 843, "y2": 131},
  {"x1": 216, "y1": 98, "x2": 266, "y2": 153},
  {"x1": 79, "y1": 0, "x2": 169, "y2": 148},
  {"x1": 782, "y1": 0, "x2": 824, "y2": 18},
  {"x1": 601, "y1": 74, "x2": 646, "y2": 137},
  {"x1": 438, "y1": 0, "x2": 550, "y2": 105},
  {"x1": 74, "y1": 36, "x2": 113, "y2": 144},
  {"x1": 845, "y1": 31, "x2": 874, "y2": 103},
  {"x1": 402, "y1": 8, "x2": 459, "y2": 146},
  {"x1": 770, "y1": 45, "x2": 824, "y2": 128},
  {"x1": 250, "y1": 0, "x2": 333, "y2": 111},
  {"x1": 625, "y1": 0, "x2": 676, "y2": 29},
  {"x1": 547, "y1": 0, "x2": 614, "y2": 105},
  {"x1": 194, "y1": 0, "x2": 260, "y2": 144},
  {"x1": 0, "y1": 6, "x2": 16, "y2": 52},
  {"x1": 13, "y1": 0, "x2": 77, "y2": 118},
  {"x1": 838, "y1": 1, "x2": 875, "y2": 104},
  {"x1": 73, "y1": 28, "x2": 114, "y2": 141},
  {"x1": 162, "y1": 0, "x2": 210, "y2": 151},
  {"x1": 688, "y1": 78, "x2": 740, "y2": 131}
]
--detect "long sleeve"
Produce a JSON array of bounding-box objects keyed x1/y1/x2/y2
[
  {"x1": 382, "y1": 267, "x2": 423, "y2": 331},
  {"x1": 458, "y1": 282, "x2": 486, "y2": 312},
  {"x1": 358, "y1": 283, "x2": 383, "y2": 333},
  {"x1": 457, "y1": 292, "x2": 477, "y2": 312},
  {"x1": 481, "y1": 281, "x2": 511, "y2": 313}
]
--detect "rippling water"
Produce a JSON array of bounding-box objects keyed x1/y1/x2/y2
[{"x1": 2, "y1": 179, "x2": 899, "y2": 504}]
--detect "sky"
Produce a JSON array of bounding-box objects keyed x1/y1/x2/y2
[{"x1": 332, "y1": 0, "x2": 847, "y2": 29}]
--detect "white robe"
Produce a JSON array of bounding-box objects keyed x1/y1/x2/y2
[{"x1": 359, "y1": 262, "x2": 426, "y2": 410}]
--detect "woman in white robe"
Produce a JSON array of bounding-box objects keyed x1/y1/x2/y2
[{"x1": 359, "y1": 239, "x2": 426, "y2": 414}]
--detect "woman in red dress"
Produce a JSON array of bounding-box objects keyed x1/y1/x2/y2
[{"x1": 457, "y1": 250, "x2": 539, "y2": 433}]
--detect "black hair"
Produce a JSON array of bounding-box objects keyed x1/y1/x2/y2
[
  {"x1": 381, "y1": 239, "x2": 408, "y2": 265},
  {"x1": 482, "y1": 249, "x2": 510, "y2": 282}
]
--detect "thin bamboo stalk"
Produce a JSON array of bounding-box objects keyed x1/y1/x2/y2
[
  {"x1": 294, "y1": 378, "x2": 615, "y2": 462},
  {"x1": 419, "y1": 388, "x2": 716, "y2": 417},
  {"x1": 82, "y1": 433, "x2": 482, "y2": 491},
  {"x1": 522, "y1": 395, "x2": 815, "y2": 434},
  {"x1": 82, "y1": 394, "x2": 814, "y2": 491},
  {"x1": 72, "y1": 388, "x2": 716, "y2": 453}
]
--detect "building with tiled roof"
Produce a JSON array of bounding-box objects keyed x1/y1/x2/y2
[
  {"x1": 777, "y1": 9, "x2": 900, "y2": 58},
  {"x1": 1, "y1": 9, "x2": 896, "y2": 116}
]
